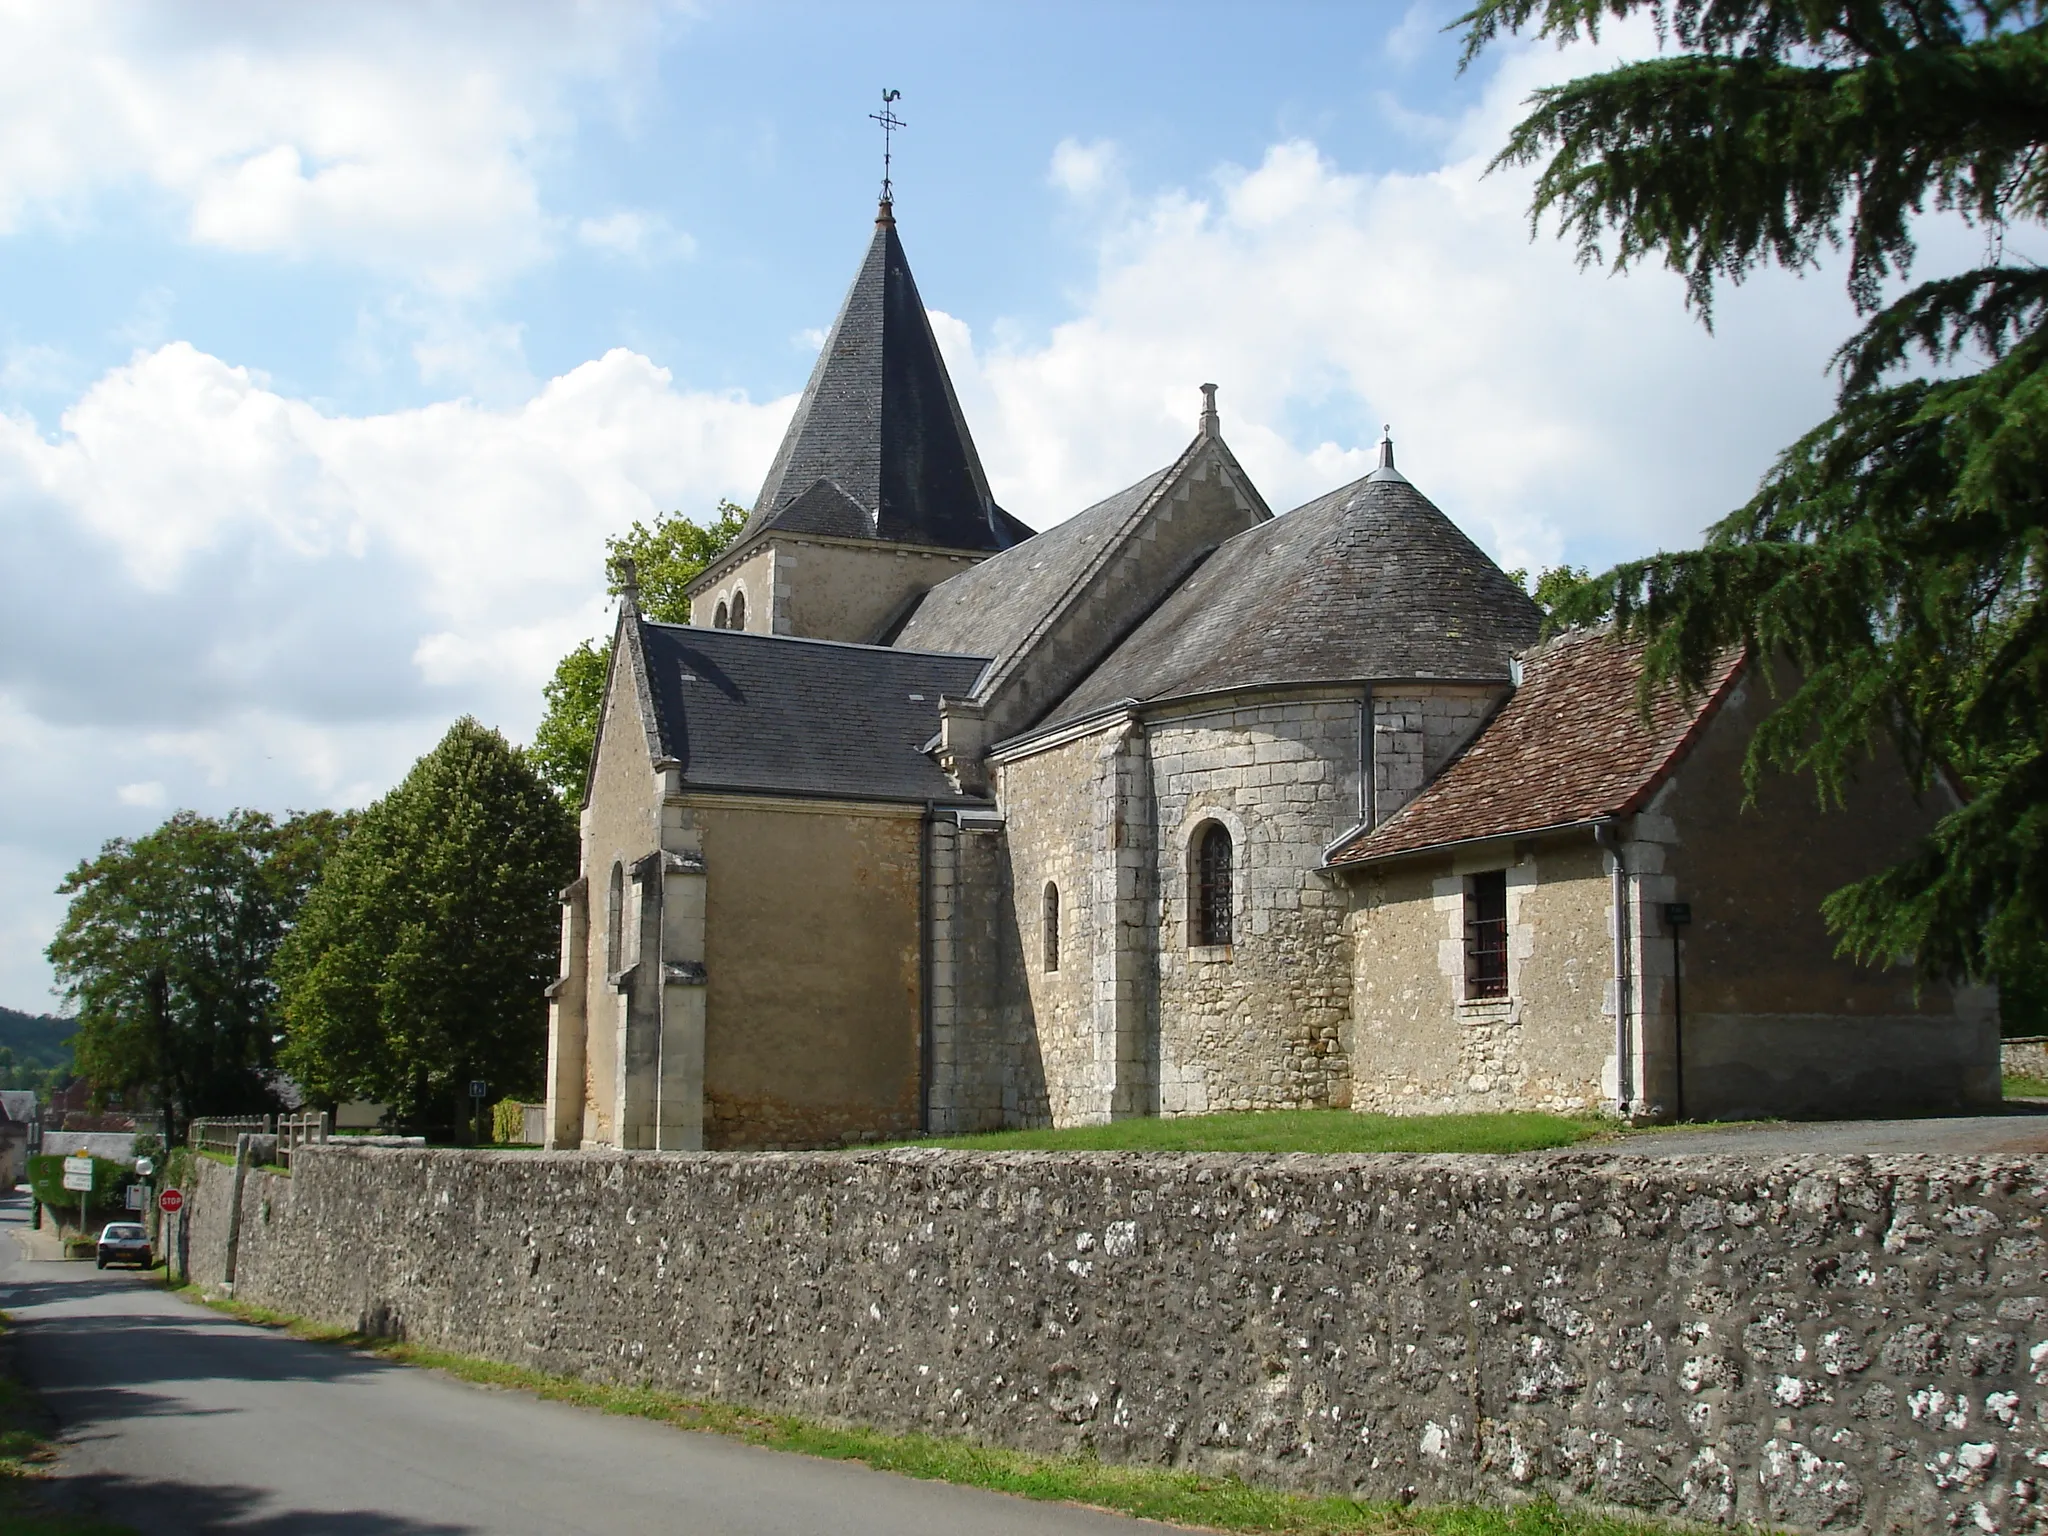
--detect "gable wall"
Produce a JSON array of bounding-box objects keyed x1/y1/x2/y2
[
  {"x1": 574, "y1": 661, "x2": 666, "y2": 1146},
  {"x1": 1629, "y1": 671, "x2": 1999, "y2": 1119},
  {"x1": 983, "y1": 455, "x2": 1263, "y2": 742}
]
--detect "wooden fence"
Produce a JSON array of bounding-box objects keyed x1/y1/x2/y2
[{"x1": 189, "y1": 1111, "x2": 330, "y2": 1167}]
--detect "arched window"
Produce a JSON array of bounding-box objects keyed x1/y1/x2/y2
[
  {"x1": 606, "y1": 861, "x2": 625, "y2": 975},
  {"x1": 713, "y1": 600, "x2": 729, "y2": 629},
  {"x1": 729, "y1": 589, "x2": 747, "y2": 630},
  {"x1": 1043, "y1": 883, "x2": 1060, "y2": 972},
  {"x1": 1194, "y1": 823, "x2": 1233, "y2": 947}
]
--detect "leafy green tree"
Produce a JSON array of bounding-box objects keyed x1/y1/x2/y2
[
  {"x1": 275, "y1": 718, "x2": 577, "y2": 1137},
  {"x1": 1461, "y1": 0, "x2": 2048, "y2": 983},
  {"x1": 530, "y1": 501, "x2": 748, "y2": 800},
  {"x1": 45, "y1": 809, "x2": 349, "y2": 1135}
]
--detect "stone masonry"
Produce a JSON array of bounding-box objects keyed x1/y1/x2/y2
[{"x1": 183, "y1": 1145, "x2": 2048, "y2": 1535}]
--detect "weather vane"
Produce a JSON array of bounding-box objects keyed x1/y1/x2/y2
[{"x1": 870, "y1": 88, "x2": 905, "y2": 205}]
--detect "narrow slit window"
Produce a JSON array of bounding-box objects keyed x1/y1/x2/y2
[
  {"x1": 1043, "y1": 883, "x2": 1060, "y2": 972},
  {"x1": 606, "y1": 861, "x2": 626, "y2": 975},
  {"x1": 1465, "y1": 870, "x2": 1509, "y2": 999},
  {"x1": 729, "y1": 590, "x2": 746, "y2": 629},
  {"x1": 1195, "y1": 823, "x2": 1234, "y2": 947}
]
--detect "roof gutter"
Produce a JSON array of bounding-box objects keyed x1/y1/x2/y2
[{"x1": 1319, "y1": 814, "x2": 1614, "y2": 877}]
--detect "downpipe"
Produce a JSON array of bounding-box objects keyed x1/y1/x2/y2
[{"x1": 1594, "y1": 822, "x2": 1634, "y2": 1120}]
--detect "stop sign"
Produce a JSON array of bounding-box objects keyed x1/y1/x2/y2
[{"x1": 157, "y1": 1188, "x2": 184, "y2": 1214}]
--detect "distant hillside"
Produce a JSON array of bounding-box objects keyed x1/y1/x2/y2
[{"x1": 0, "y1": 1006, "x2": 76, "y2": 1072}]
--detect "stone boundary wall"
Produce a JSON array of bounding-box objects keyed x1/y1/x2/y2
[
  {"x1": 179, "y1": 1148, "x2": 2048, "y2": 1534},
  {"x1": 2006, "y1": 1038, "x2": 2048, "y2": 1083}
]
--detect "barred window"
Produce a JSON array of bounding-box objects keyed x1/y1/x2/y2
[
  {"x1": 1194, "y1": 823, "x2": 1234, "y2": 947},
  {"x1": 729, "y1": 589, "x2": 747, "y2": 629},
  {"x1": 1465, "y1": 870, "x2": 1508, "y2": 999},
  {"x1": 1043, "y1": 883, "x2": 1060, "y2": 972}
]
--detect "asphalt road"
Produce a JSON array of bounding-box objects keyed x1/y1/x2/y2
[
  {"x1": 0, "y1": 1191, "x2": 1148, "y2": 1536},
  {"x1": 1577, "y1": 1104, "x2": 2048, "y2": 1159}
]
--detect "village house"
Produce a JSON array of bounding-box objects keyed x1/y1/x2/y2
[{"x1": 543, "y1": 197, "x2": 1998, "y2": 1149}]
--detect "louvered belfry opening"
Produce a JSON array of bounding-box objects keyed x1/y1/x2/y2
[
  {"x1": 1195, "y1": 823, "x2": 1234, "y2": 947},
  {"x1": 1466, "y1": 869, "x2": 1509, "y2": 998}
]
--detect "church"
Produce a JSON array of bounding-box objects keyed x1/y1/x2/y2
[{"x1": 542, "y1": 197, "x2": 1999, "y2": 1151}]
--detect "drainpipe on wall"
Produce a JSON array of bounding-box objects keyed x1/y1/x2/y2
[
  {"x1": 919, "y1": 802, "x2": 938, "y2": 1137},
  {"x1": 1594, "y1": 821, "x2": 1633, "y2": 1119},
  {"x1": 1358, "y1": 685, "x2": 1376, "y2": 829}
]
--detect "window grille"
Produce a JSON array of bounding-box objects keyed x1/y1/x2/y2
[
  {"x1": 1195, "y1": 824, "x2": 1234, "y2": 946},
  {"x1": 729, "y1": 590, "x2": 747, "y2": 629},
  {"x1": 1466, "y1": 870, "x2": 1508, "y2": 998},
  {"x1": 1043, "y1": 883, "x2": 1060, "y2": 972}
]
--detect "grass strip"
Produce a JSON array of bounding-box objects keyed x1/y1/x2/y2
[
  {"x1": 2006, "y1": 1074, "x2": 2048, "y2": 1100},
  {"x1": 890, "y1": 1109, "x2": 1614, "y2": 1155},
  {"x1": 0, "y1": 1312, "x2": 137, "y2": 1536},
  {"x1": 178, "y1": 1287, "x2": 1690, "y2": 1536}
]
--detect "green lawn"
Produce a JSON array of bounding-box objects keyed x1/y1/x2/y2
[
  {"x1": 892, "y1": 1108, "x2": 1608, "y2": 1154},
  {"x1": 2006, "y1": 1073, "x2": 2048, "y2": 1100}
]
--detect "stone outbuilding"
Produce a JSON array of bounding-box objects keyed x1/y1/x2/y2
[
  {"x1": 1325, "y1": 630, "x2": 1998, "y2": 1122},
  {"x1": 544, "y1": 197, "x2": 2000, "y2": 1149}
]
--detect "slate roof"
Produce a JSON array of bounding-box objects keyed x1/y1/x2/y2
[
  {"x1": 891, "y1": 463, "x2": 1178, "y2": 665},
  {"x1": 740, "y1": 206, "x2": 1033, "y2": 554},
  {"x1": 1042, "y1": 464, "x2": 1543, "y2": 727},
  {"x1": 634, "y1": 620, "x2": 991, "y2": 804},
  {"x1": 0, "y1": 1091, "x2": 35, "y2": 1124},
  {"x1": 1325, "y1": 630, "x2": 1747, "y2": 867}
]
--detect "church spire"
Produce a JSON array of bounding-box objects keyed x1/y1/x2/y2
[{"x1": 737, "y1": 198, "x2": 1030, "y2": 554}]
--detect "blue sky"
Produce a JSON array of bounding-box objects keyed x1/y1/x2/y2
[{"x1": 0, "y1": 2, "x2": 1941, "y2": 1009}]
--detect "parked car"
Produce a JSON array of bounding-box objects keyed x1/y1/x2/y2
[{"x1": 96, "y1": 1222, "x2": 152, "y2": 1269}]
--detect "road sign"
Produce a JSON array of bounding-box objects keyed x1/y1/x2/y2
[
  {"x1": 469, "y1": 1080, "x2": 488, "y2": 1100},
  {"x1": 158, "y1": 1188, "x2": 184, "y2": 1214},
  {"x1": 125, "y1": 1184, "x2": 144, "y2": 1210},
  {"x1": 62, "y1": 1155, "x2": 93, "y2": 1193}
]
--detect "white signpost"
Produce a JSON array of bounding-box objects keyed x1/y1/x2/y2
[{"x1": 62, "y1": 1152, "x2": 93, "y2": 1241}]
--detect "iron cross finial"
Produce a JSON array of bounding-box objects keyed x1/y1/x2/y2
[{"x1": 870, "y1": 89, "x2": 905, "y2": 208}]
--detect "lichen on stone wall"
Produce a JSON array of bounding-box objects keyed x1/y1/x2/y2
[{"x1": 180, "y1": 1146, "x2": 2048, "y2": 1534}]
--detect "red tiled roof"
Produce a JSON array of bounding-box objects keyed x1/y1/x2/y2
[{"x1": 1326, "y1": 629, "x2": 1745, "y2": 867}]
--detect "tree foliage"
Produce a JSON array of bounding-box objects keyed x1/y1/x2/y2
[
  {"x1": 1460, "y1": 0, "x2": 2048, "y2": 982},
  {"x1": 44, "y1": 809, "x2": 349, "y2": 1132},
  {"x1": 275, "y1": 718, "x2": 577, "y2": 1135},
  {"x1": 529, "y1": 500, "x2": 749, "y2": 800}
]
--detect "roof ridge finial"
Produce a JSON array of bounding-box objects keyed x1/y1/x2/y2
[
  {"x1": 871, "y1": 89, "x2": 904, "y2": 223},
  {"x1": 1199, "y1": 382, "x2": 1220, "y2": 440},
  {"x1": 1378, "y1": 424, "x2": 1395, "y2": 471},
  {"x1": 613, "y1": 554, "x2": 640, "y2": 614}
]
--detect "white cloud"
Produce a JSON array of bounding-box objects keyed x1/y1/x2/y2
[
  {"x1": 0, "y1": 340, "x2": 791, "y2": 1006},
  {"x1": 928, "y1": 24, "x2": 1979, "y2": 584},
  {"x1": 0, "y1": 2, "x2": 674, "y2": 294},
  {"x1": 1048, "y1": 138, "x2": 1122, "y2": 201},
  {"x1": 576, "y1": 210, "x2": 696, "y2": 264}
]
